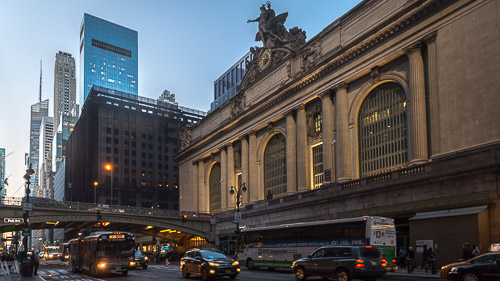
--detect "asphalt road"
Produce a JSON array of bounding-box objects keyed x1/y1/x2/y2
[{"x1": 34, "y1": 260, "x2": 437, "y2": 281}]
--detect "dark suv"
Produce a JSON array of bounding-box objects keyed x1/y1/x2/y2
[
  {"x1": 180, "y1": 249, "x2": 240, "y2": 280},
  {"x1": 291, "y1": 246, "x2": 386, "y2": 281}
]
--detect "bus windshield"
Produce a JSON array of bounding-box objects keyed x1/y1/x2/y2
[{"x1": 97, "y1": 241, "x2": 134, "y2": 256}]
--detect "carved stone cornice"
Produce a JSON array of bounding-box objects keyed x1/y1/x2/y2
[
  {"x1": 404, "y1": 41, "x2": 422, "y2": 55},
  {"x1": 301, "y1": 40, "x2": 322, "y2": 74},
  {"x1": 423, "y1": 31, "x2": 438, "y2": 45}
]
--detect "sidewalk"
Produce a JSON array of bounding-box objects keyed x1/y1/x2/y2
[
  {"x1": 1, "y1": 275, "x2": 38, "y2": 281},
  {"x1": 386, "y1": 267, "x2": 443, "y2": 279}
]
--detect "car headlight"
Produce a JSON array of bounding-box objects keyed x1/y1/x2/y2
[
  {"x1": 98, "y1": 263, "x2": 106, "y2": 268},
  {"x1": 441, "y1": 265, "x2": 448, "y2": 270},
  {"x1": 208, "y1": 262, "x2": 219, "y2": 266},
  {"x1": 232, "y1": 261, "x2": 239, "y2": 266},
  {"x1": 130, "y1": 261, "x2": 136, "y2": 266},
  {"x1": 144, "y1": 256, "x2": 148, "y2": 260}
]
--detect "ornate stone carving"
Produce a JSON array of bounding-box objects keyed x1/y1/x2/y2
[
  {"x1": 404, "y1": 41, "x2": 422, "y2": 55},
  {"x1": 230, "y1": 94, "x2": 246, "y2": 119},
  {"x1": 370, "y1": 66, "x2": 381, "y2": 82},
  {"x1": 307, "y1": 104, "x2": 322, "y2": 143},
  {"x1": 301, "y1": 40, "x2": 322, "y2": 73},
  {"x1": 179, "y1": 126, "x2": 192, "y2": 150}
]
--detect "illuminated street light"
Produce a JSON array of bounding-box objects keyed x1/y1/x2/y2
[
  {"x1": 104, "y1": 164, "x2": 113, "y2": 205},
  {"x1": 93, "y1": 181, "x2": 98, "y2": 204},
  {"x1": 229, "y1": 182, "x2": 247, "y2": 258}
]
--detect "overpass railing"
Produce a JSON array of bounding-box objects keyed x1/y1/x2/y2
[{"x1": 1, "y1": 197, "x2": 210, "y2": 219}]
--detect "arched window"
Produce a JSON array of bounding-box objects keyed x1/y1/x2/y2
[
  {"x1": 358, "y1": 82, "x2": 408, "y2": 178},
  {"x1": 314, "y1": 113, "x2": 322, "y2": 133},
  {"x1": 264, "y1": 134, "x2": 287, "y2": 198},
  {"x1": 209, "y1": 162, "x2": 221, "y2": 212}
]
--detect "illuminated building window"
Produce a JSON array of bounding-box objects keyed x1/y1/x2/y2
[
  {"x1": 209, "y1": 162, "x2": 221, "y2": 212},
  {"x1": 311, "y1": 144, "x2": 323, "y2": 189},
  {"x1": 358, "y1": 82, "x2": 408, "y2": 177},
  {"x1": 264, "y1": 134, "x2": 287, "y2": 197},
  {"x1": 314, "y1": 113, "x2": 322, "y2": 133}
]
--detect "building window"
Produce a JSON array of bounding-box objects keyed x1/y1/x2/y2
[
  {"x1": 264, "y1": 134, "x2": 287, "y2": 198},
  {"x1": 209, "y1": 162, "x2": 221, "y2": 212},
  {"x1": 358, "y1": 82, "x2": 408, "y2": 177},
  {"x1": 314, "y1": 113, "x2": 322, "y2": 133},
  {"x1": 312, "y1": 144, "x2": 323, "y2": 189}
]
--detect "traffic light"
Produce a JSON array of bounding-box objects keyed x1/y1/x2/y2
[
  {"x1": 97, "y1": 210, "x2": 102, "y2": 222},
  {"x1": 182, "y1": 214, "x2": 187, "y2": 223}
]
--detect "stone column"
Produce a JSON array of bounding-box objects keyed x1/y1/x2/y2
[
  {"x1": 321, "y1": 91, "x2": 334, "y2": 183},
  {"x1": 193, "y1": 161, "x2": 199, "y2": 212},
  {"x1": 296, "y1": 104, "x2": 310, "y2": 191},
  {"x1": 248, "y1": 131, "x2": 258, "y2": 202},
  {"x1": 285, "y1": 111, "x2": 297, "y2": 193},
  {"x1": 241, "y1": 136, "x2": 249, "y2": 203},
  {"x1": 335, "y1": 82, "x2": 351, "y2": 182},
  {"x1": 227, "y1": 143, "x2": 235, "y2": 209},
  {"x1": 198, "y1": 160, "x2": 206, "y2": 212},
  {"x1": 405, "y1": 42, "x2": 428, "y2": 165},
  {"x1": 220, "y1": 147, "x2": 228, "y2": 210},
  {"x1": 424, "y1": 32, "x2": 439, "y2": 157}
]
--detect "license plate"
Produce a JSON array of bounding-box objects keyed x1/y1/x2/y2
[
  {"x1": 370, "y1": 260, "x2": 377, "y2": 265},
  {"x1": 116, "y1": 267, "x2": 122, "y2": 271},
  {"x1": 225, "y1": 270, "x2": 232, "y2": 274}
]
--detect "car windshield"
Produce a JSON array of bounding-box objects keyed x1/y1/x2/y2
[
  {"x1": 472, "y1": 254, "x2": 498, "y2": 264},
  {"x1": 98, "y1": 241, "x2": 134, "y2": 256},
  {"x1": 201, "y1": 251, "x2": 228, "y2": 259},
  {"x1": 135, "y1": 250, "x2": 142, "y2": 256},
  {"x1": 359, "y1": 247, "x2": 381, "y2": 258}
]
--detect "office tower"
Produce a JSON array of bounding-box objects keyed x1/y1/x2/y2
[
  {"x1": 66, "y1": 86, "x2": 205, "y2": 208},
  {"x1": 38, "y1": 116, "x2": 54, "y2": 198},
  {"x1": 54, "y1": 51, "x2": 76, "y2": 130},
  {"x1": 29, "y1": 99, "x2": 49, "y2": 197},
  {"x1": 79, "y1": 13, "x2": 138, "y2": 107},
  {"x1": 210, "y1": 52, "x2": 251, "y2": 113},
  {"x1": 0, "y1": 148, "x2": 5, "y2": 202}
]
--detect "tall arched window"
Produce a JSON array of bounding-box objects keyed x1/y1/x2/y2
[
  {"x1": 209, "y1": 162, "x2": 221, "y2": 212},
  {"x1": 264, "y1": 134, "x2": 287, "y2": 197},
  {"x1": 358, "y1": 82, "x2": 408, "y2": 177}
]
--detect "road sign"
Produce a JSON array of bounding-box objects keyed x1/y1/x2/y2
[
  {"x1": 22, "y1": 229, "x2": 31, "y2": 237},
  {"x1": 234, "y1": 211, "x2": 241, "y2": 223},
  {"x1": 23, "y1": 202, "x2": 33, "y2": 211},
  {"x1": 3, "y1": 218, "x2": 24, "y2": 224}
]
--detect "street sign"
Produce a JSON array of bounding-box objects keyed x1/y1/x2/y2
[
  {"x1": 3, "y1": 218, "x2": 24, "y2": 224},
  {"x1": 22, "y1": 229, "x2": 31, "y2": 237},
  {"x1": 234, "y1": 212, "x2": 241, "y2": 223},
  {"x1": 23, "y1": 202, "x2": 33, "y2": 211}
]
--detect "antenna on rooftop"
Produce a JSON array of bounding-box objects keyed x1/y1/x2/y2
[{"x1": 39, "y1": 60, "x2": 42, "y2": 102}]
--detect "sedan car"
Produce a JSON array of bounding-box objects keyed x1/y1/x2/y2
[
  {"x1": 448, "y1": 257, "x2": 500, "y2": 281},
  {"x1": 129, "y1": 250, "x2": 148, "y2": 269},
  {"x1": 292, "y1": 246, "x2": 386, "y2": 281},
  {"x1": 441, "y1": 253, "x2": 500, "y2": 279},
  {"x1": 180, "y1": 249, "x2": 240, "y2": 280}
]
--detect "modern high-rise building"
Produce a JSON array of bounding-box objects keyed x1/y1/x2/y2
[
  {"x1": 79, "y1": 13, "x2": 138, "y2": 107},
  {"x1": 38, "y1": 116, "x2": 54, "y2": 198},
  {"x1": 29, "y1": 99, "x2": 49, "y2": 197},
  {"x1": 54, "y1": 51, "x2": 76, "y2": 130},
  {"x1": 0, "y1": 148, "x2": 5, "y2": 202}
]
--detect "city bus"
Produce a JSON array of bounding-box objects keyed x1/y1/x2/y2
[
  {"x1": 69, "y1": 231, "x2": 135, "y2": 276},
  {"x1": 58, "y1": 242, "x2": 69, "y2": 261},
  {"x1": 240, "y1": 216, "x2": 397, "y2": 271},
  {"x1": 44, "y1": 246, "x2": 59, "y2": 260}
]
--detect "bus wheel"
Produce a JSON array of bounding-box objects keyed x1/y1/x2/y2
[
  {"x1": 336, "y1": 269, "x2": 350, "y2": 281},
  {"x1": 122, "y1": 270, "x2": 128, "y2": 276},
  {"x1": 294, "y1": 266, "x2": 307, "y2": 281},
  {"x1": 246, "y1": 259, "x2": 255, "y2": 270}
]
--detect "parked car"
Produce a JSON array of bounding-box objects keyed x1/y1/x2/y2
[
  {"x1": 180, "y1": 249, "x2": 240, "y2": 280},
  {"x1": 441, "y1": 253, "x2": 500, "y2": 279},
  {"x1": 447, "y1": 256, "x2": 500, "y2": 281},
  {"x1": 129, "y1": 250, "x2": 148, "y2": 269},
  {"x1": 291, "y1": 246, "x2": 386, "y2": 281}
]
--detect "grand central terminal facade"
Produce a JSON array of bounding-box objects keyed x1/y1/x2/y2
[{"x1": 177, "y1": 0, "x2": 500, "y2": 265}]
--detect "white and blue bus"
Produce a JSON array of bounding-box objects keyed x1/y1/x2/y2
[{"x1": 240, "y1": 216, "x2": 397, "y2": 271}]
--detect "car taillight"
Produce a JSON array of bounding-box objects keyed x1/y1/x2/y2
[
  {"x1": 381, "y1": 259, "x2": 387, "y2": 267},
  {"x1": 392, "y1": 259, "x2": 396, "y2": 263},
  {"x1": 355, "y1": 259, "x2": 365, "y2": 268}
]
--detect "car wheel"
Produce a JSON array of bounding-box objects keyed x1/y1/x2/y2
[
  {"x1": 122, "y1": 270, "x2": 128, "y2": 276},
  {"x1": 201, "y1": 268, "x2": 210, "y2": 281},
  {"x1": 294, "y1": 266, "x2": 307, "y2": 281},
  {"x1": 181, "y1": 266, "x2": 190, "y2": 278},
  {"x1": 461, "y1": 272, "x2": 479, "y2": 281},
  {"x1": 336, "y1": 269, "x2": 350, "y2": 281},
  {"x1": 229, "y1": 274, "x2": 237, "y2": 279},
  {"x1": 246, "y1": 258, "x2": 255, "y2": 270}
]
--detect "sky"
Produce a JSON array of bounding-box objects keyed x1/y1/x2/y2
[{"x1": 0, "y1": 0, "x2": 361, "y2": 197}]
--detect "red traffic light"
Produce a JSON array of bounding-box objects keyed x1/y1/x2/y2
[{"x1": 182, "y1": 214, "x2": 187, "y2": 222}]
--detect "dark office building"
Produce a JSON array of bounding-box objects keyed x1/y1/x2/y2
[{"x1": 65, "y1": 86, "x2": 205, "y2": 209}]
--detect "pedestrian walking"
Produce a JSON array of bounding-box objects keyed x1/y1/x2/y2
[
  {"x1": 398, "y1": 247, "x2": 406, "y2": 269},
  {"x1": 472, "y1": 245, "x2": 480, "y2": 257},
  {"x1": 421, "y1": 244, "x2": 429, "y2": 269},
  {"x1": 462, "y1": 242, "x2": 472, "y2": 260},
  {"x1": 407, "y1": 246, "x2": 415, "y2": 272}
]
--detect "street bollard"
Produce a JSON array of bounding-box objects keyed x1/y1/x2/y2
[
  {"x1": 407, "y1": 258, "x2": 413, "y2": 273},
  {"x1": 431, "y1": 258, "x2": 437, "y2": 274}
]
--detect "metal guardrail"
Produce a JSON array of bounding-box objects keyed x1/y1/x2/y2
[{"x1": 0, "y1": 197, "x2": 210, "y2": 219}]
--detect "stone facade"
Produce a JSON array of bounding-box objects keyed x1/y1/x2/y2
[{"x1": 177, "y1": 0, "x2": 500, "y2": 264}]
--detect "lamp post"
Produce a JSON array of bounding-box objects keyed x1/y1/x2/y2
[
  {"x1": 229, "y1": 182, "x2": 247, "y2": 257},
  {"x1": 93, "y1": 181, "x2": 99, "y2": 204},
  {"x1": 23, "y1": 163, "x2": 35, "y2": 254},
  {"x1": 104, "y1": 164, "x2": 113, "y2": 205}
]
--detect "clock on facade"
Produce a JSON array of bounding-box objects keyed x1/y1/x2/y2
[{"x1": 258, "y1": 48, "x2": 272, "y2": 70}]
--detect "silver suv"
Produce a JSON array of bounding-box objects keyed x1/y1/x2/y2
[{"x1": 291, "y1": 246, "x2": 386, "y2": 281}]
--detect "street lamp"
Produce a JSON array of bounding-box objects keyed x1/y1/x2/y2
[
  {"x1": 229, "y1": 182, "x2": 247, "y2": 257},
  {"x1": 93, "y1": 181, "x2": 99, "y2": 204},
  {"x1": 23, "y1": 163, "x2": 35, "y2": 253},
  {"x1": 104, "y1": 164, "x2": 113, "y2": 205}
]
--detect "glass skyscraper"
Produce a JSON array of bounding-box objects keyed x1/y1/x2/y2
[
  {"x1": 79, "y1": 13, "x2": 138, "y2": 107},
  {"x1": 29, "y1": 99, "x2": 49, "y2": 197}
]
